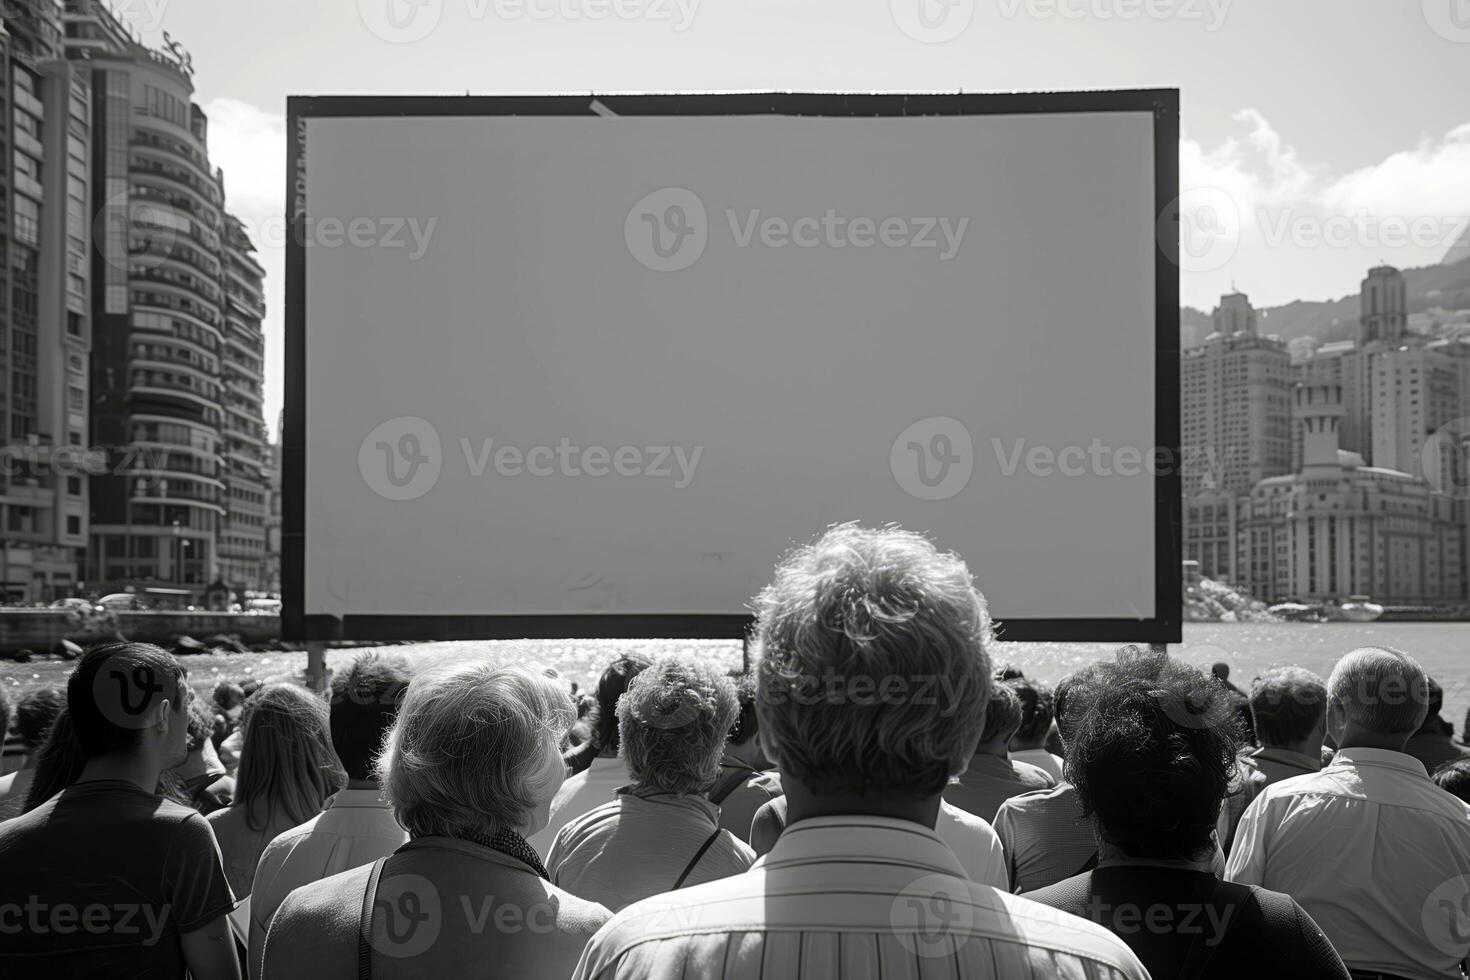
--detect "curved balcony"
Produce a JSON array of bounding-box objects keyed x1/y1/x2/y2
[
  {"x1": 224, "y1": 349, "x2": 263, "y2": 383},
  {"x1": 131, "y1": 145, "x2": 222, "y2": 205},
  {"x1": 132, "y1": 310, "x2": 221, "y2": 354},
  {"x1": 127, "y1": 384, "x2": 220, "y2": 420},
  {"x1": 132, "y1": 131, "x2": 213, "y2": 180},
  {"x1": 128, "y1": 493, "x2": 226, "y2": 517},
  {"x1": 131, "y1": 291, "x2": 223, "y2": 335},
  {"x1": 129, "y1": 180, "x2": 214, "y2": 225},
  {"x1": 132, "y1": 105, "x2": 207, "y2": 156},
  {"x1": 132, "y1": 325, "x2": 219, "y2": 365},
  {"x1": 130, "y1": 355, "x2": 218, "y2": 389},
  {"x1": 130, "y1": 412, "x2": 219, "y2": 446},
  {"x1": 132, "y1": 263, "x2": 222, "y2": 307},
  {"x1": 132, "y1": 159, "x2": 221, "y2": 212},
  {"x1": 224, "y1": 377, "x2": 263, "y2": 402}
]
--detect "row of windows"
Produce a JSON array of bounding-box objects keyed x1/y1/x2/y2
[
  {"x1": 131, "y1": 420, "x2": 216, "y2": 452},
  {"x1": 141, "y1": 85, "x2": 192, "y2": 130},
  {"x1": 133, "y1": 340, "x2": 220, "y2": 375}
]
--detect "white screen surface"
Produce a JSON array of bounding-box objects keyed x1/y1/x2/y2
[{"x1": 302, "y1": 106, "x2": 1160, "y2": 625}]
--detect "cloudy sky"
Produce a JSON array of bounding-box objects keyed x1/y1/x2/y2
[{"x1": 123, "y1": 0, "x2": 1470, "y2": 428}]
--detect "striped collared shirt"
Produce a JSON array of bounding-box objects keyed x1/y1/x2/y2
[{"x1": 571, "y1": 814, "x2": 1149, "y2": 980}]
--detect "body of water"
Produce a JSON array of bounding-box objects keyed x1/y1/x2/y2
[{"x1": 5, "y1": 623, "x2": 1469, "y2": 730}]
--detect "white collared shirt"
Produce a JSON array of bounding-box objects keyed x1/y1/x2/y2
[
  {"x1": 572, "y1": 814, "x2": 1148, "y2": 980},
  {"x1": 1226, "y1": 746, "x2": 1470, "y2": 980},
  {"x1": 529, "y1": 755, "x2": 634, "y2": 858},
  {"x1": 1010, "y1": 749, "x2": 1065, "y2": 783},
  {"x1": 248, "y1": 787, "x2": 407, "y2": 979}
]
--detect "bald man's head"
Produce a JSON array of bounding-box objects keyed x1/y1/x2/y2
[{"x1": 1326, "y1": 647, "x2": 1429, "y2": 738}]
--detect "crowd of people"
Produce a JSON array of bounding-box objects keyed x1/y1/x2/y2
[{"x1": 2, "y1": 522, "x2": 1469, "y2": 979}]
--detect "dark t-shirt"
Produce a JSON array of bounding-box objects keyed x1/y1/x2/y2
[
  {"x1": 1027, "y1": 866, "x2": 1349, "y2": 980},
  {"x1": 0, "y1": 779, "x2": 237, "y2": 979}
]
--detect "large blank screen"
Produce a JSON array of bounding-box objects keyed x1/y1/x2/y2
[{"x1": 298, "y1": 101, "x2": 1163, "y2": 632}]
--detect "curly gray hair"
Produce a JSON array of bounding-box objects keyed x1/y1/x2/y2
[
  {"x1": 753, "y1": 523, "x2": 993, "y2": 797},
  {"x1": 618, "y1": 656, "x2": 738, "y2": 796}
]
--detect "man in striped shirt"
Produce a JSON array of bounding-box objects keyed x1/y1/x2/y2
[{"x1": 571, "y1": 524, "x2": 1148, "y2": 980}]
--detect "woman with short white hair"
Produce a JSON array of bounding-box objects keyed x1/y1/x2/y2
[
  {"x1": 261, "y1": 662, "x2": 612, "y2": 979},
  {"x1": 547, "y1": 656, "x2": 756, "y2": 911}
]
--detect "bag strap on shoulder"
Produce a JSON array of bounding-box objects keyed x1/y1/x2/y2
[
  {"x1": 357, "y1": 856, "x2": 388, "y2": 980},
  {"x1": 673, "y1": 828, "x2": 723, "y2": 890}
]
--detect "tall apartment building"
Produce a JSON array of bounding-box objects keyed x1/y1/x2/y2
[
  {"x1": 264, "y1": 408, "x2": 281, "y2": 594},
  {"x1": 1370, "y1": 341, "x2": 1470, "y2": 479},
  {"x1": 0, "y1": 1, "x2": 93, "y2": 602},
  {"x1": 217, "y1": 212, "x2": 269, "y2": 592},
  {"x1": 1359, "y1": 264, "x2": 1408, "y2": 347},
  {"x1": 65, "y1": 0, "x2": 270, "y2": 601},
  {"x1": 1181, "y1": 290, "x2": 1293, "y2": 580}
]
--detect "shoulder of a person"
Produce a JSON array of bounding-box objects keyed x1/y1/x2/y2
[
  {"x1": 994, "y1": 782, "x2": 1069, "y2": 816},
  {"x1": 1015, "y1": 870, "x2": 1091, "y2": 914},
  {"x1": 540, "y1": 879, "x2": 614, "y2": 935},
  {"x1": 749, "y1": 771, "x2": 782, "y2": 795},
  {"x1": 562, "y1": 798, "x2": 621, "y2": 838},
  {"x1": 717, "y1": 829, "x2": 757, "y2": 863},
  {"x1": 257, "y1": 814, "x2": 322, "y2": 863},
  {"x1": 274, "y1": 861, "x2": 376, "y2": 930},
  {"x1": 993, "y1": 888, "x2": 1147, "y2": 975},
  {"x1": 1012, "y1": 759, "x2": 1055, "y2": 784},
  {"x1": 263, "y1": 865, "x2": 370, "y2": 972},
  {"x1": 939, "y1": 799, "x2": 1001, "y2": 839},
  {"x1": 593, "y1": 869, "x2": 759, "y2": 940}
]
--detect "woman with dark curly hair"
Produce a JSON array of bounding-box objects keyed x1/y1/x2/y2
[{"x1": 1026, "y1": 652, "x2": 1350, "y2": 979}]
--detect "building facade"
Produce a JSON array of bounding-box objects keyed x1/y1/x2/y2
[
  {"x1": 1181, "y1": 290, "x2": 1293, "y2": 580},
  {"x1": 216, "y1": 213, "x2": 269, "y2": 592},
  {"x1": 67, "y1": 0, "x2": 270, "y2": 601},
  {"x1": 1235, "y1": 383, "x2": 1466, "y2": 605},
  {"x1": 0, "y1": 1, "x2": 93, "y2": 602}
]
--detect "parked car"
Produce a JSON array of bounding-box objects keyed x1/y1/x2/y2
[
  {"x1": 48, "y1": 597, "x2": 95, "y2": 612},
  {"x1": 96, "y1": 593, "x2": 149, "y2": 611}
]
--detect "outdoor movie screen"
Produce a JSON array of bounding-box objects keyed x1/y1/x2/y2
[{"x1": 285, "y1": 91, "x2": 1180, "y2": 643}]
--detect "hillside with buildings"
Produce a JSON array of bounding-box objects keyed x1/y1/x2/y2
[
  {"x1": 1182, "y1": 253, "x2": 1470, "y2": 350},
  {"x1": 1184, "y1": 261, "x2": 1470, "y2": 611}
]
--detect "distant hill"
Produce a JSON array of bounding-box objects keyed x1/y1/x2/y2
[{"x1": 1182, "y1": 254, "x2": 1470, "y2": 347}]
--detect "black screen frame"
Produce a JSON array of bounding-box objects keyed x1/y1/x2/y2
[{"x1": 283, "y1": 89, "x2": 1182, "y2": 645}]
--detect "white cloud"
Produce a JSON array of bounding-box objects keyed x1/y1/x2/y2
[
  {"x1": 1180, "y1": 111, "x2": 1470, "y2": 310},
  {"x1": 205, "y1": 98, "x2": 287, "y2": 432}
]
